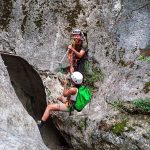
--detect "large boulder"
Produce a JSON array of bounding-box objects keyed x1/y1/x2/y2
[{"x1": 0, "y1": 56, "x2": 48, "y2": 149}]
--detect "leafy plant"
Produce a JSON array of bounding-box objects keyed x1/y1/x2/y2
[
  {"x1": 137, "y1": 55, "x2": 150, "y2": 63},
  {"x1": 77, "y1": 118, "x2": 87, "y2": 131},
  {"x1": 132, "y1": 98, "x2": 150, "y2": 112},
  {"x1": 84, "y1": 60, "x2": 104, "y2": 86},
  {"x1": 111, "y1": 118, "x2": 128, "y2": 135},
  {"x1": 143, "y1": 81, "x2": 150, "y2": 93},
  {"x1": 110, "y1": 100, "x2": 123, "y2": 109},
  {"x1": 137, "y1": 55, "x2": 145, "y2": 60}
]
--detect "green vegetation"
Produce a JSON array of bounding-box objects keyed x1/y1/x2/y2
[
  {"x1": 132, "y1": 98, "x2": 150, "y2": 112},
  {"x1": 110, "y1": 100, "x2": 123, "y2": 109},
  {"x1": 111, "y1": 118, "x2": 128, "y2": 135},
  {"x1": 109, "y1": 99, "x2": 150, "y2": 114},
  {"x1": 143, "y1": 81, "x2": 150, "y2": 93},
  {"x1": 65, "y1": 0, "x2": 83, "y2": 32},
  {"x1": 137, "y1": 55, "x2": 150, "y2": 63},
  {"x1": 79, "y1": 119, "x2": 86, "y2": 130},
  {"x1": 84, "y1": 60, "x2": 104, "y2": 92},
  {"x1": 78, "y1": 117, "x2": 87, "y2": 131},
  {"x1": 34, "y1": 11, "x2": 43, "y2": 33}
]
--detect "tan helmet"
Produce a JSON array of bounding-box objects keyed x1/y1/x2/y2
[{"x1": 71, "y1": 71, "x2": 83, "y2": 84}]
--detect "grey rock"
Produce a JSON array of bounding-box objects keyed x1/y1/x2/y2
[
  {"x1": 0, "y1": 0, "x2": 150, "y2": 149},
  {"x1": 0, "y1": 56, "x2": 48, "y2": 149}
]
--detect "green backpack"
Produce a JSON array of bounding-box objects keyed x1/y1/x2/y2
[{"x1": 74, "y1": 86, "x2": 92, "y2": 112}]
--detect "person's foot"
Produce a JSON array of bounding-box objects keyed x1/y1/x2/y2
[{"x1": 37, "y1": 120, "x2": 45, "y2": 129}]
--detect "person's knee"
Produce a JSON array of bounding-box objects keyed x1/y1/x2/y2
[
  {"x1": 48, "y1": 104, "x2": 60, "y2": 111},
  {"x1": 46, "y1": 105, "x2": 52, "y2": 111}
]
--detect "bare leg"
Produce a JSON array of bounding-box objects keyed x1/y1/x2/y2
[
  {"x1": 57, "y1": 96, "x2": 66, "y2": 103},
  {"x1": 41, "y1": 103, "x2": 68, "y2": 121}
]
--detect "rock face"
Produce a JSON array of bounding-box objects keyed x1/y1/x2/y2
[
  {"x1": 0, "y1": 0, "x2": 150, "y2": 149},
  {"x1": 0, "y1": 56, "x2": 48, "y2": 149}
]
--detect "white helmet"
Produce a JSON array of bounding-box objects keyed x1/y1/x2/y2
[
  {"x1": 72, "y1": 29, "x2": 81, "y2": 35},
  {"x1": 71, "y1": 71, "x2": 83, "y2": 85}
]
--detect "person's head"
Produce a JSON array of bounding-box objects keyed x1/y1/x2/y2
[
  {"x1": 72, "y1": 29, "x2": 82, "y2": 42},
  {"x1": 71, "y1": 71, "x2": 83, "y2": 86}
]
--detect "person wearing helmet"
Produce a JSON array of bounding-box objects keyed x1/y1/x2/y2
[
  {"x1": 37, "y1": 72, "x2": 83, "y2": 129},
  {"x1": 68, "y1": 29, "x2": 88, "y2": 74}
]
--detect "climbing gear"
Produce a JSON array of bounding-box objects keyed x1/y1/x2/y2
[
  {"x1": 68, "y1": 40, "x2": 75, "y2": 71},
  {"x1": 74, "y1": 86, "x2": 92, "y2": 112},
  {"x1": 68, "y1": 39, "x2": 80, "y2": 73},
  {"x1": 59, "y1": 50, "x2": 69, "y2": 64},
  {"x1": 71, "y1": 29, "x2": 87, "y2": 41},
  {"x1": 66, "y1": 100, "x2": 75, "y2": 113},
  {"x1": 71, "y1": 71, "x2": 83, "y2": 85},
  {"x1": 58, "y1": 49, "x2": 69, "y2": 73},
  {"x1": 72, "y1": 29, "x2": 81, "y2": 35},
  {"x1": 81, "y1": 32, "x2": 87, "y2": 43}
]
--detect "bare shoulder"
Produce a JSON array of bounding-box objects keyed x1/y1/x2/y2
[{"x1": 68, "y1": 87, "x2": 77, "y2": 95}]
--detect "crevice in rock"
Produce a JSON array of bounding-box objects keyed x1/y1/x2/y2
[
  {"x1": 1, "y1": 54, "x2": 70, "y2": 150},
  {"x1": 1, "y1": 54, "x2": 46, "y2": 118}
]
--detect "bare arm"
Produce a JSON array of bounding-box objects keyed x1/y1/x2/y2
[
  {"x1": 63, "y1": 81, "x2": 77, "y2": 97},
  {"x1": 67, "y1": 49, "x2": 75, "y2": 73},
  {"x1": 67, "y1": 49, "x2": 73, "y2": 65},
  {"x1": 71, "y1": 48, "x2": 85, "y2": 58},
  {"x1": 68, "y1": 45, "x2": 85, "y2": 58}
]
